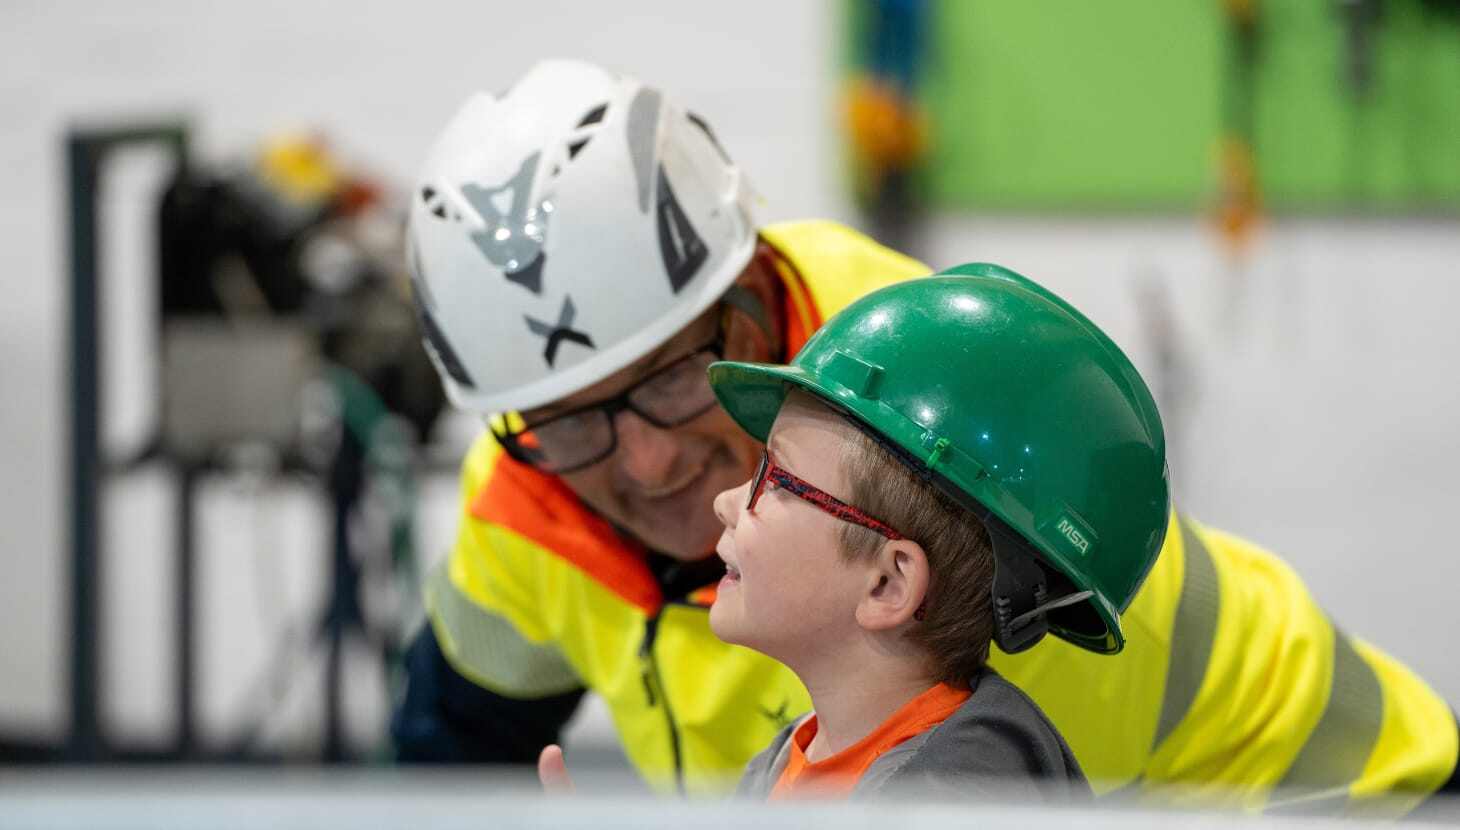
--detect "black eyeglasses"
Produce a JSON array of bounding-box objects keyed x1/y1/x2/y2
[{"x1": 494, "y1": 330, "x2": 724, "y2": 474}]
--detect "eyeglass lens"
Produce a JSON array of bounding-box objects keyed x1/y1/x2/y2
[{"x1": 513, "y1": 349, "x2": 721, "y2": 473}]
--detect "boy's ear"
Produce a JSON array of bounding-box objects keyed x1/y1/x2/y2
[{"x1": 855, "y1": 539, "x2": 931, "y2": 632}]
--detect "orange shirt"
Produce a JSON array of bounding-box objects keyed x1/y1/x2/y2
[{"x1": 769, "y1": 682, "x2": 972, "y2": 800}]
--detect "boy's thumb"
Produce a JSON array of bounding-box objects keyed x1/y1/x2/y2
[{"x1": 538, "y1": 744, "x2": 575, "y2": 795}]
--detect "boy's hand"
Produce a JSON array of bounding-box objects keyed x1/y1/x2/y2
[{"x1": 537, "y1": 744, "x2": 576, "y2": 795}]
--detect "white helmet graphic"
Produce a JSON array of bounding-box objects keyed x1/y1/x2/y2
[{"x1": 408, "y1": 59, "x2": 757, "y2": 414}]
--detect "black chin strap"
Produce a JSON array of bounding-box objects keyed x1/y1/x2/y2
[
  {"x1": 984, "y1": 514, "x2": 1092, "y2": 654},
  {"x1": 988, "y1": 519, "x2": 1052, "y2": 653},
  {"x1": 1009, "y1": 589, "x2": 1094, "y2": 632},
  {"x1": 720, "y1": 284, "x2": 772, "y2": 339},
  {"x1": 720, "y1": 282, "x2": 785, "y2": 362}
]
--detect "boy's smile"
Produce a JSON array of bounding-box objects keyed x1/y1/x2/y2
[{"x1": 716, "y1": 537, "x2": 742, "y2": 589}]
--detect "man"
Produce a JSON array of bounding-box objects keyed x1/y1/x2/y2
[{"x1": 392, "y1": 60, "x2": 1458, "y2": 814}]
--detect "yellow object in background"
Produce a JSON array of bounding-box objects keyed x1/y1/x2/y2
[
  {"x1": 259, "y1": 134, "x2": 345, "y2": 206},
  {"x1": 1215, "y1": 135, "x2": 1261, "y2": 253},
  {"x1": 844, "y1": 75, "x2": 928, "y2": 176}
]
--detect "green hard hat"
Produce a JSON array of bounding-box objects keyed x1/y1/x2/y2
[{"x1": 708, "y1": 263, "x2": 1169, "y2": 654}]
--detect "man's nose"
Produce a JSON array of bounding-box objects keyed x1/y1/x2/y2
[{"x1": 613, "y1": 409, "x2": 684, "y2": 487}]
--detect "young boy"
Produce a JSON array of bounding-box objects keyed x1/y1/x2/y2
[{"x1": 703, "y1": 263, "x2": 1171, "y2": 801}]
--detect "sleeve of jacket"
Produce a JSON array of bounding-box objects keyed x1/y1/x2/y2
[
  {"x1": 391, "y1": 432, "x2": 585, "y2": 763},
  {"x1": 994, "y1": 512, "x2": 1457, "y2": 815},
  {"x1": 391, "y1": 621, "x2": 584, "y2": 763},
  {"x1": 1144, "y1": 517, "x2": 1458, "y2": 816}
]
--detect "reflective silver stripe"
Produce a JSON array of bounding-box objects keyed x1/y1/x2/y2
[
  {"x1": 426, "y1": 561, "x2": 582, "y2": 697},
  {"x1": 1149, "y1": 518, "x2": 1222, "y2": 753},
  {"x1": 1268, "y1": 627, "x2": 1384, "y2": 813}
]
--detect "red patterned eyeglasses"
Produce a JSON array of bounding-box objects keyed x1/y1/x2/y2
[{"x1": 746, "y1": 450, "x2": 906, "y2": 540}]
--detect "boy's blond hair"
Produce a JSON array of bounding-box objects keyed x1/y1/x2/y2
[{"x1": 838, "y1": 424, "x2": 996, "y2": 686}]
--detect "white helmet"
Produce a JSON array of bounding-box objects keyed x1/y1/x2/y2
[{"x1": 408, "y1": 59, "x2": 757, "y2": 414}]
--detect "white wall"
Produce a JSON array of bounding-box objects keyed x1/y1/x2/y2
[{"x1": 2, "y1": 0, "x2": 1457, "y2": 757}]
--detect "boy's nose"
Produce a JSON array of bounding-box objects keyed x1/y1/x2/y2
[{"x1": 713, "y1": 481, "x2": 748, "y2": 529}]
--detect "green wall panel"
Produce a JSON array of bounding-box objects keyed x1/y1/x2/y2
[
  {"x1": 845, "y1": 0, "x2": 1460, "y2": 212},
  {"x1": 1254, "y1": 0, "x2": 1460, "y2": 209},
  {"x1": 920, "y1": 1, "x2": 1223, "y2": 210}
]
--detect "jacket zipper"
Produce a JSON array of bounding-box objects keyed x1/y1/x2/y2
[{"x1": 639, "y1": 611, "x2": 684, "y2": 794}]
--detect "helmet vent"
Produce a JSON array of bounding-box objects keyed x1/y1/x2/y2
[
  {"x1": 686, "y1": 111, "x2": 732, "y2": 163},
  {"x1": 577, "y1": 104, "x2": 608, "y2": 128},
  {"x1": 560, "y1": 103, "x2": 611, "y2": 166},
  {"x1": 420, "y1": 186, "x2": 447, "y2": 219},
  {"x1": 418, "y1": 185, "x2": 460, "y2": 221}
]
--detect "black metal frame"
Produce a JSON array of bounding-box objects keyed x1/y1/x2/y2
[
  {"x1": 58, "y1": 121, "x2": 429, "y2": 767},
  {"x1": 66, "y1": 124, "x2": 190, "y2": 762}
]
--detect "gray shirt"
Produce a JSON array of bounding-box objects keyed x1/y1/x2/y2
[{"x1": 737, "y1": 666, "x2": 1090, "y2": 803}]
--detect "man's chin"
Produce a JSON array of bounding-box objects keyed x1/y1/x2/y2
[
  {"x1": 638, "y1": 530, "x2": 720, "y2": 561},
  {"x1": 623, "y1": 494, "x2": 730, "y2": 558}
]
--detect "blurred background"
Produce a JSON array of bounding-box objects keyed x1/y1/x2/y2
[{"x1": 2, "y1": 0, "x2": 1458, "y2": 784}]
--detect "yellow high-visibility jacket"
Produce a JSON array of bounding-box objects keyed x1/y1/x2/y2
[{"x1": 426, "y1": 219, "x2": 1456, "y2": 813}]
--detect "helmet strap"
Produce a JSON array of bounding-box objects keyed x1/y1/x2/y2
[
  {"x1": 1008, "y1": 589, "x2": 1095, "y2": 632},
  {"x1": 985, "y1": 515, "x2": 1098, "y2": 653},
  {"x1": 720, "y1": 283, "x2": 778, "y2": 355},
  {"x1": 986, "y1": 516, "x2": 1053, "y2": 654}
]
